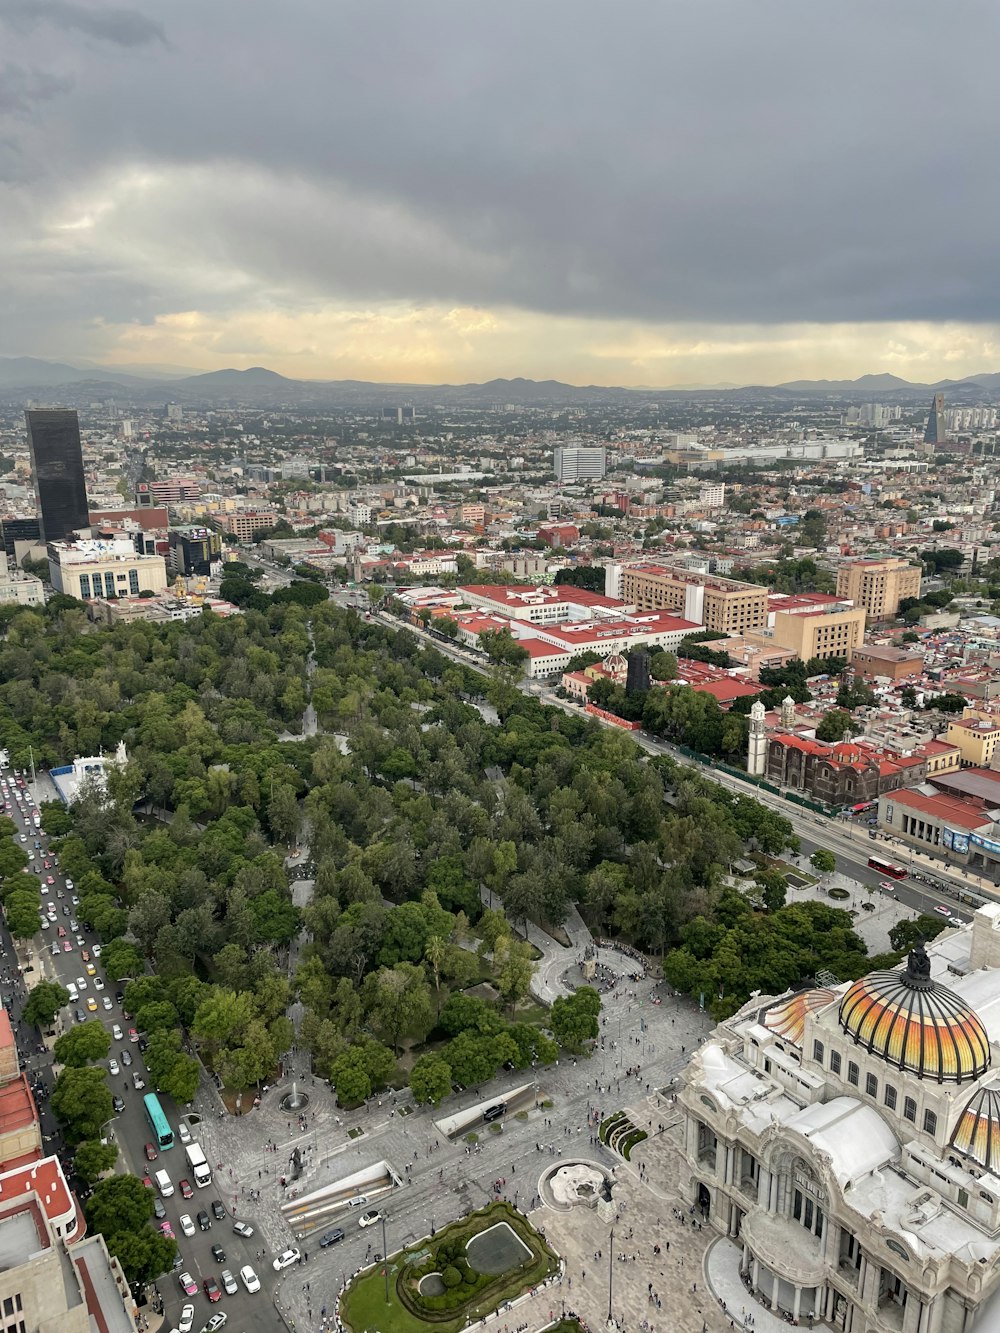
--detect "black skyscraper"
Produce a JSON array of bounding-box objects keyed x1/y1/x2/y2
[{"x1": 25, "y1": 409, "x2": 89, "y2": 543}]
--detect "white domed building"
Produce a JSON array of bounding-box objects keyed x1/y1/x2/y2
[{"x1": 677, "y1": 903, "x2": 1000, "y2": 1331}]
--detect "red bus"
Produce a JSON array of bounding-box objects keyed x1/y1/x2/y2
[
  {"x1": 868, "y1": 855, "x2": 906, "y2": 879},
  {"x1": 849, "y1": 801, "x2": 877, "y2": 815}
]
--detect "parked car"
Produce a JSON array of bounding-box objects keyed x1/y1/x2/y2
[
  {"x1": 359, "y1": 1209, "x2": 382, "y2": 1228},
  {"x1": 203, "y1": 1276, "x2": 221, "y2": 1304},
  {"x1": 220, "y1": 1270, "x2": 238, "y2": 1297},
  {"x1": 177, "y1": 1272, "x2": 198, "y2": 1297},
  {"x1": 178, "y1": 1304, "x2": 194, "y2": 1333},
  {"x1": 319, "y1": 1227, "x2": 345, "y2": 1248}
]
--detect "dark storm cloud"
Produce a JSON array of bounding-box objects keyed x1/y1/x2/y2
[
  {"x1": 1, "y1": 0, "x2": 999, "y2": 341},
  {"x1": 0, "y1": 0, "x2": 165, "y2": 47}
]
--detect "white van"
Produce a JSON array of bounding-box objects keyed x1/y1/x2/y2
[
  {"x1": 66, "y1": 983, "x2": 78, "y2": 1003},
  {"x1": 154, "y1": 1169, "x2": 174, "y2": 1197}
]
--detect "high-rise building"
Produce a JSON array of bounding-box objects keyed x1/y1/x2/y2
[
  {"x1": 835, "y1": 557, "x2": 922, "y2": 620},
  {"x1": 924, "y1": 392, "x2": 947, "y2": 444},
  {"x1": 553, "y1": 446, "x2": 607, "y2": 482},
  {"x1": 24, "y1": 410, "x2": 89, "y2": 543}
]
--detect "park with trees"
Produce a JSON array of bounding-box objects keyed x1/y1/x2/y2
[{"x1": 0, "y1": 588, "x2": 905, "y2": 1122}]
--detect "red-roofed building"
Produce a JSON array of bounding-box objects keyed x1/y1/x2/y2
[
  {"x1": 764, "y1": 732, "x2": 930, "y2": 808},
  {"x1": 460, "y1": 583, "x2": 626, "y2": 624}
]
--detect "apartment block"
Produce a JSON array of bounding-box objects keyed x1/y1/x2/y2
[
  {"x1": 212, "y1": 510, "x2": 278, "y2": 543},
  {"x1": 608, "y1": 562, "x2": 768, "y2": 636},
  {"x1": 835, "y1": 557, "x2": 921, "y2": 620}
]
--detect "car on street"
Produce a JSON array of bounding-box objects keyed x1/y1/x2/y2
[
  {"x1": 94, "y1": 976, "x2": 104, "y2": 990},
  {"x1": 158, "y1": 1220, "x2": 175, "y2": 1239},
  {"x1": 211, "y1": 1200, "x2": 225, "y2": 1220},
  {"x1": 197, "y1": 1210, "x2": 211, "y2": 1231},
  {"x1": 132, "y1": 1071, "x2": 145, "y2": 1090},
  {"x1": 359, "y1": 1209, "x2": 382, "y2": 1228},
  {"x1": 179, "y1": 1215, "x2": 195, "y2": 1237},
  {"x1": 210, "y1": 1244, "x2": 225, "y2": 1264},
  {"x1": 220, "y1": 1270, "x2": 237, "y2": 1297},
  {"x1": 120, "y1": 1050, "x2": 132, "y2": 1066},
  {"x1": 178, "y1": 1122, "x2": 192, "y2": 1145},
  {"x1": 144, "y1": 1142, "x2": 158, "y2": 1161},
  {"x1": 202, "y1": 1276, "x2": 221, "y2": 1304},
  {"x1": 179, "y1": 1179, "x2": 193, "y2": 1199},
  {"x1": 112, "y1": 1024, "x2": 123, "y2": 1040},
  {"x1": 483, "y1": 1101, "x2": 507, "y2": 1122},
  {"x1": 272, "y1": 1248, "x2": 300, "y2": 1271},
  {"x1": 75, "y1": 976, "x2": 87, "y2": 991},
  {"x1": 232, "y1": 1221, "x2": 254, "y2": 1238},
  {"x1": 878, "y1": 880, "x2": 896, "y2": 893},
  {"x1": 178, "y1": 1304, "x2": 195, "y2": 1333},
  {"x1": 102, "y1": 996, "x2": 113, "y2": 1010},
  {"x1": 46, "y1": 876, "x2": 53, "y2": 886},
  {"x1": 934, "y1": 905, "x2": 952, "y2": 917},
  {"x1": 240, "y1": 1265, "x2": 261, "y2": 1293},
  {"x1": 129, "y1": 1028, "x2": 139, "y2": 1042},
  {"x1": 319, "y1": 1227, "x2": 345, "y2": 1247},
  {"x1": 178, "y1": 1272, "x2": 198, "y2": 1297},
  {"x1": 204, "y1": 1315, "x2": 227, "y2": 1333},
  {"x1": 112, "y1": 1095, "x2": 125, "y2": 1112},
  {"x1": 153, "y1": 1198, "x2": 166, "y2": 1220},
  {"x1": 86, "y1": 997, "x2": 97, "y2": 1012},
  {"x1": 62, "y1": 941, "x2": 72, "y2": 952}
]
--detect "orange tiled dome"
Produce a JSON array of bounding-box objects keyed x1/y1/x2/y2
[
  {"x1": 839, "y1": 944, "x2": 990, "y2": 1084},
  {"x1": 763, "y1": 988, "x2": 836, "y2": 1047},
  {"x1": 952, "y1": 1087, "x2": 1000, "y2": 1171}
]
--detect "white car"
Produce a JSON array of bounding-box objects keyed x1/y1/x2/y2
[
  {"x1": 112, "y1": 1024, "x2": 123, "y2": 1041},
  {"x1": 91, "y1": 943, "x2": 101, "y2": 956},
  {"x1": 177, "y1": 1122, "x2": 191, "y2": 1145},
  {"x1": 178, "y1": 1304, "x2": 195, "y2": 1333},
  {"x1": 271, "y1": 1249, "x2": 300, "y2": 1272},
  {"x1": 102, "y1": 996, "x2": 113, "y2": 1011},
  {"x1": 179, "y1": 1214, "x2": 196, "y2": 1237},
  {"x1": 39, "y1": 918, "x2": 49, "y2": 930},
  {"x1": 108, "y1": 1058, "x2": 120, "y2": 1075},
  {"x1": 240, "y1": 1265, "x2": 261, "y2": 1293},
  {"x1": 94, "y1": 977, "x2": 105, "y2": 990},
  {"x1": 75, "y1": 976, "x2": 87, "y2": 991},
  {"x1": 64, "y1": 879, "x2": 74, "y2": 891},
  {"x1": 358, "y1": 1209, "x2": 382, "y2": 1228}
]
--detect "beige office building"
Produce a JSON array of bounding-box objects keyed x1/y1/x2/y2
[
  {"x1": 746, "y1": 603, "x2": 866, "y2": 662},
  {"x1": 47, "y1": 537, "x2": 167, "y2": 601},
  {"x1": 836, "y1": 558, "x2": 922, "y2": 620},
  {"x1": 610, "y1": 563, "x2": 768, "y2": 636}
]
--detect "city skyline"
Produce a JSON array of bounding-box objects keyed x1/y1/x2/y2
[{"x1": 3, "y1": 1, "x2": 999, "y2": 386}]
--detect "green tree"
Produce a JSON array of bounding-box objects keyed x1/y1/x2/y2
[
  {"x1": 409, "y1": 1053, "x2": 453, "y2": 1106},
  {"x1": 810, "y1": 849, "x2": 836, "y2": 876},
  {"x1": 5, "y1": 890, "x2": 41, "y2": 939},
  {"x1": 493, "y1": 933, "x2": 535, "y2": 1012},
  {"x1": 816, "y1": 709, "x2": 861, "y2": 742},
  {"x1": 51, "y1": 1066, "x2": 113, "y2": 1143},
  {"x1": 365, "y1": 963, "x2": 433, "y2": 1054},
  {"x1": 74, "y1": 1138, "x2": 118, "y2": 1183},
  {"x1": 54, "y1": 1021, "x2": 112, "y2": 1068},
  {"x1": 86, "y1": 1175, "x2": 176, "y2": 1284},
  {"x1": 550, "y1": 986, "x2": 601, "y2": 1052},
  {"x1": 22, "y1": 981, "x2": 69, "y2": 1029},
  {"x1": 144, "y1": 1030, "x2": 200, "y2": 1104},
  {"x1": 102, "y1": 939, "x2": 144, "y2": 982},
  {"x1": 329, "y1": 1050, "x2": 372, "y2": 1107}
]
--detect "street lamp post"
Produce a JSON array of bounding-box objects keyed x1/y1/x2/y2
[
  {"x1": 606, "y1": 1225, "x2": 615, "y2": 1327},
  {"x1": 381, "y1": 1212, "x2": 389, "y2": 1304}
]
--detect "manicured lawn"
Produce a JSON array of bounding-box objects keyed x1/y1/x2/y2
[{"x1": 340, "y1": 1203, "x2": 557, "y2": 1333}]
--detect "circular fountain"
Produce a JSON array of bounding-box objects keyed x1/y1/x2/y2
[{"x1": 280, "y1": 1080, "x2": 310, "y2": 1112}]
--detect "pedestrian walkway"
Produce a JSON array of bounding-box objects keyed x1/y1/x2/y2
[{"x1": 706, "y1": 1237, "x2": 802, "y2": 1333}]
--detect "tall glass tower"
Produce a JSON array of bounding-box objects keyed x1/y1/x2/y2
[{"x1": 25, "y1": 409, "x2": 90, "y2": 543}]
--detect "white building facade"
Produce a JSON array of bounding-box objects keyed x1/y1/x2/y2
[
  {"x1": 48, "y1": 536, "x2": 167, "y2": 600},
  {"x1": 677, "y1": 908, "x2": 1000, "y2": 1331},
  {"x1": 553, "y1": 446, "x2": 607, "y2": 482}
]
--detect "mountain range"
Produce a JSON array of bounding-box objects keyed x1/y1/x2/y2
[{"x1": 2, "y1": 356, "x2": 1000, "y2": 407}]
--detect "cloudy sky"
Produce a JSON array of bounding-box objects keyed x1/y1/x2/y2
[{"x1": 3, "y1": 0, "x2": 1000, "y2": 386}]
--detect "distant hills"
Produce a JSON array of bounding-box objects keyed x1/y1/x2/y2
[{"x1": 3, "y1": 355, "x2": 1000, "y2": 408}]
